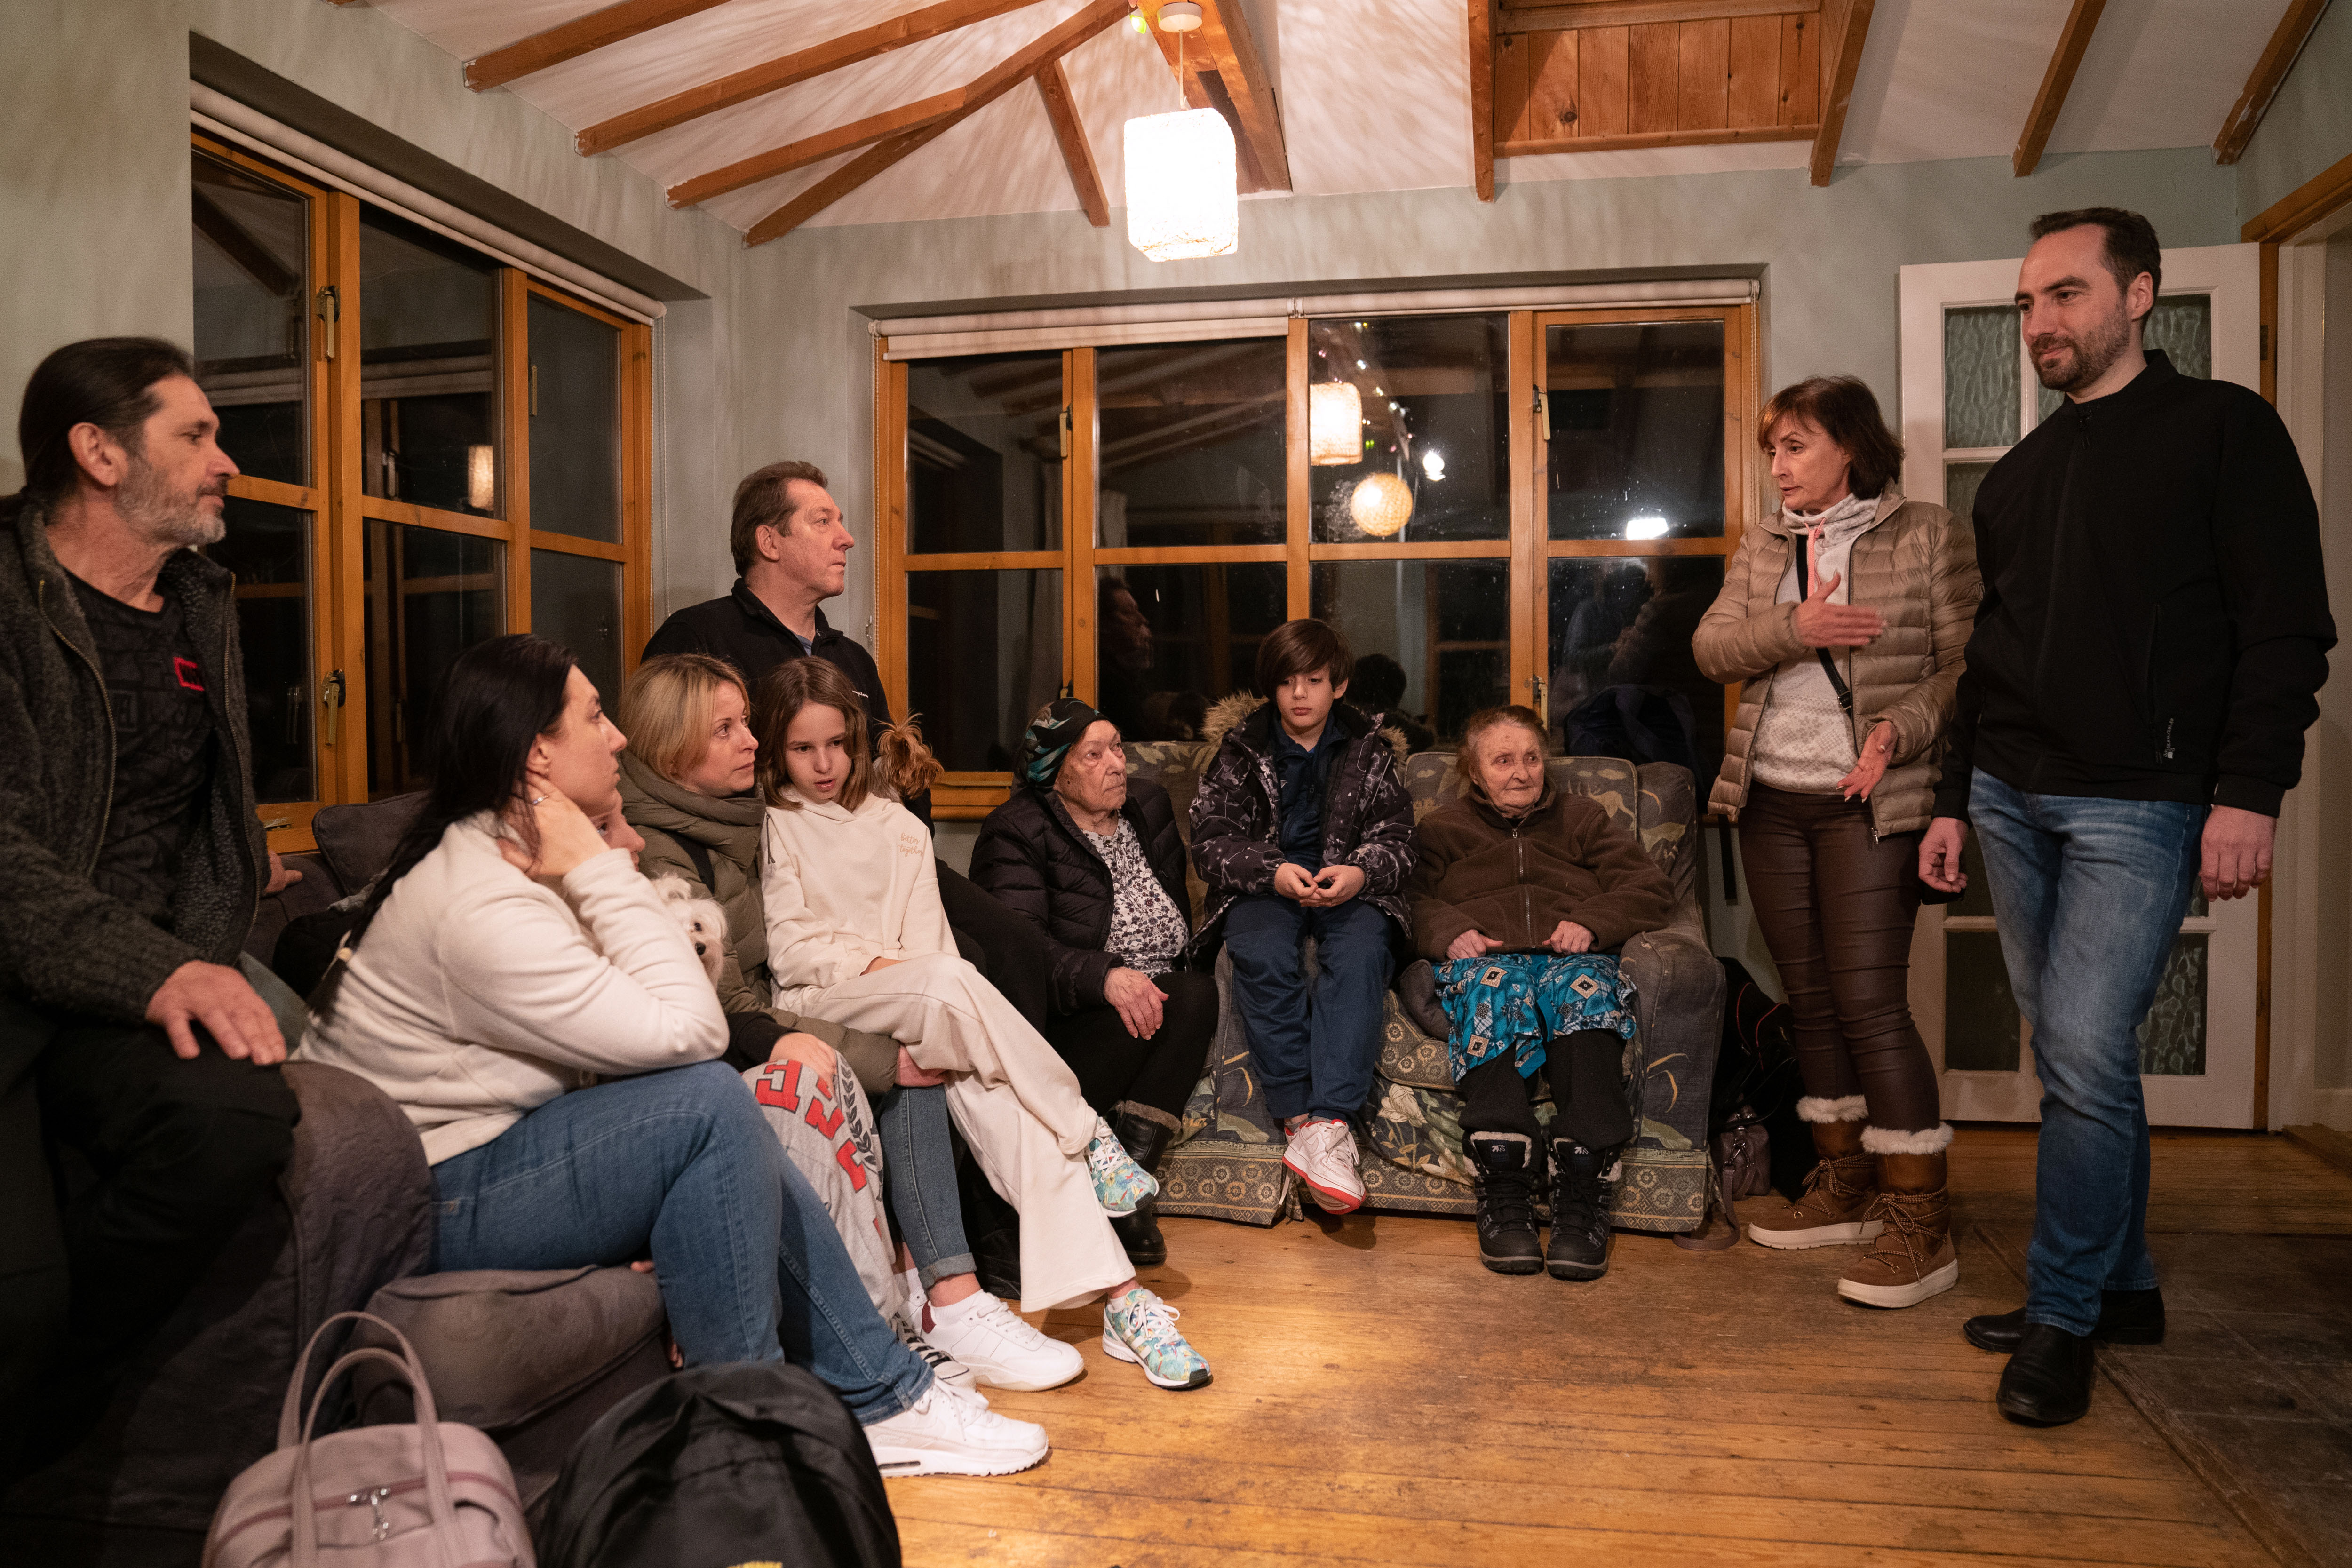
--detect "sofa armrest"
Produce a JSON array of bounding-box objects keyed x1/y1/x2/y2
[{"x1": 1616, "y1": 926, "x2": 1724, "y2": 1151}]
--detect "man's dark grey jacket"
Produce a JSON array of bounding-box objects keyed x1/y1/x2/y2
[{"x1": 0, "y1": 496, "x2": 263, "y2": 1021}]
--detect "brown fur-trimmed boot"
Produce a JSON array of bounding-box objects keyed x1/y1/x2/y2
[
  {"x1": 1839, "y1": 1124, "x2": 1960, "y2": 1309},
  {"x1": 1746, "y1": 1096, "x2": 1882, "y2": 1250}
]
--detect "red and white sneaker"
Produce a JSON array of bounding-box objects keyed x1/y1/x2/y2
[{"x1": 1282, "y1": 1115, "x2": 1365, "y2": 1213}]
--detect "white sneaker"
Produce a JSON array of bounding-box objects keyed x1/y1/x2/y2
[
  {"x1": 861, "y1": 1383, "x2": 1047, "y2": 1478},
  {"x1": 921, "y1": 1292, "x2": 1084, "y2": 1392},
  {"x1": 1283, "y1": 1115, "x2": 1365, "y2": 1213},
  {"x1": 893, "y1": 1315, "x2": 981, "y2": 1396}
]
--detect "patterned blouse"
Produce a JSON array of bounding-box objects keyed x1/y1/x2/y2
[{"x1": 1080, "y1": 818, "x2": 1189, "y2": 976}]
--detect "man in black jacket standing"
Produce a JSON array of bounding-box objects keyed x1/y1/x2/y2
[
  {"x1": 643, "y1": 462, "x2": 1051, "y2": 1029},
  {"x1": 1, "y1": 340, "x2": 302, "y2": 1474},
  {"x1": 1919, "y1": 211, "x2": 2333, "y2": 1428}
]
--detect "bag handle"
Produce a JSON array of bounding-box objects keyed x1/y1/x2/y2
[
  {"x1": 1791, "y1": 534, "x2": 1856, "y2": 717},
  {"x1": 1674, "y1": 1158, "x2": 1744, "y2": 1252},
  {"x1": 276, "y1": 1313, "x2": 461, "y2": 1568}
]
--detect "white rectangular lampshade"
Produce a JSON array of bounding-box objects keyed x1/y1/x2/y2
[
  {"x1": 1310, "y1": 382, "x2": 1362, "y2": 465},
  {"x1": 466, "y1": 444, "x2": 495, "y2": 512},
  {"x1": 1123, "y1": 108, "x2": 1238, "y2": 263}
]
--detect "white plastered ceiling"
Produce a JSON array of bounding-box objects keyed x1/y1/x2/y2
[{"x1": 364, "y1": 0, "x2": 2293, "y2": 234}]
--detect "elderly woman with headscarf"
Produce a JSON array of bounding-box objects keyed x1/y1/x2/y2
[{"x1": 969, "y1": 699, "x2": 1219, "y2": 1266}]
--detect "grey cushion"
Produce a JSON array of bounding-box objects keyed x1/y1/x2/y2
[
  {"x1": 312, "y1": 792, "x2": 426, "y2": 895},
  {"x1": 352, "y1": 1266, "x2": 666, "y2": 1433}
]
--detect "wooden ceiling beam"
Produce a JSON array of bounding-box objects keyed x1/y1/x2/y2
[
  {"x1": 1142, "y1": 1, "x2": 1292, "y2": 193},
  {"x1": 465, "y1": 0, "x2": 732, "y2": 92},
  {"x1": 745, "y1": 0, "x2": 1133, "y2": 246},
  {"x1": 1808, "y1": 0, "x2": 1873, "y2": 187},
  {"x1": 575, "y1": 0, "x2": 1035, "y2": 157},
  {"x1": 1036, "y1": 60, "x2": 1110, "y2": 227},
  {"x1": 667, "y1": 87, "x2": 964, "y2": 207},
  {"x1": 2214, "y1": 0, "x2": 2330, "y2": 167},
  {"x1": 1502, "y1": 0, "x2": 1812, "y2": 31},
  {"x1": 2013, "y1": 0, "x2": 2107, "y2": 176},
  {"x1": 1470, "y1": 0, "x2": 1498, "y2": 201}
]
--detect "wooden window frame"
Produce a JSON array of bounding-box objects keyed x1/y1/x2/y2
[
  {"x1": 876, "y1": 301, "x2": 1760, "y2": 820},
  {"x1": 193, "y1": 131, "x2": 654, "y2": 851}
]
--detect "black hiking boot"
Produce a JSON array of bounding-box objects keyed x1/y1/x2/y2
[
  {"x1": 1467, "y1": 1132, "x2": 1544, "y2": 1276},
  {"x1": 1547, "y1": 1138, "x2": 1616, "y2": 1282},
  {"x1": 1109, "y1": 1109, "x2": 1174, "y2": 1267}
]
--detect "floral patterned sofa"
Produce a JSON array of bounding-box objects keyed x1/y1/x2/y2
[{"x1": 1123, "y1": 741, "x2": 1723, "y2": 1234}]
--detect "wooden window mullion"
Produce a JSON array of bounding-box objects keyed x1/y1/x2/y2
[{"x1": 500, "y1": 267, "x2": 532, "y2": 634}]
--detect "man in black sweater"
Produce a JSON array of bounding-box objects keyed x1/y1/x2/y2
[
  {"x1": 643, "y1": 461, "x2": 1051, "y2": 1029},
  {"x1": 1919, "y1": 211, "x2": 2333, "y2": 1428}
]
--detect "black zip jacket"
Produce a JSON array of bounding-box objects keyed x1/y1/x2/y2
[
  {"x1": 0, "y1": 497, "x2": 263, "y2": 1020},
  {"x1": 1937, "y1": 351, "x2": 2334, "y2": 819},
  {"x1": 968, "y1": 777, "x2": 1192, "y2": 1015},
  {"x1": 643, "y1": 581, "x2": 929, "y2": 826}
]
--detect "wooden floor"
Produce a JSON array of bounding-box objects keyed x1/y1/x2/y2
[{"x1": 888, "y1": 1129, "x2": 2352, "y2": 1567}]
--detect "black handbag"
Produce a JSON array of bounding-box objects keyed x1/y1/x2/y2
[{"x1": 1792, "y1": 539, "x2": 1962, "y2": 907}]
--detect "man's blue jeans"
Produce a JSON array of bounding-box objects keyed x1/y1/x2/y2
[
  {"x1": 1225, "y1": 894, "x2": 1394, "y2": 1124},
  {"x1": 1967, "y1": 771, "x2": 2202, "y2": 1338},
  {"x1": 431, "y1": 1059, "x2": 930, "y2": 1423}
]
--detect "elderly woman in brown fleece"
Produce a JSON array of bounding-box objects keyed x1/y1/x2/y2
[{"x1": 1406, "y1": 705, "x2": 1676, "y2": 1284}]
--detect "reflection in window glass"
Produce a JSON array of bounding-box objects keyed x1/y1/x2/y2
[
  {"x1": 528, "y1": 295, "x2": 620, "y2": 542},
  {"x1": 532, "y1": 549, "x2": 623, "y2": 707},
  {"x1": 1545, "y1": 321, "x2": 1724, "y2": 541},
  {"x1": 360, "y1": 207, "x2": 499, "y2": 515},
  {"x1": 1546, "y1": 556, "x2": 1724, "y2": 787},
  {"x1": 1096, "y1": 339, "x2": 1284, "y2": 548},
  {"x1": 1096, "y1": 563, "x2": 1285, "y2": 742},
  {"x1": 1312, "y1": 560, "x2": 1508, "y2": 744},
  {"x1": 906, "y1": 354, "x2": 1062, "y2": 555},
  {"x1": 1944, "y1": 931, "x2": 2023, "y2": 1071},
  {"x1": 214, "y1": 497, "x2": 313, "y2": 802},
  {"x1": 1308, "y1": 316, "x2": 1508, "y2": 542},
  {"x1": 1944, "y1": 305, "x2": 2019, "y2": 450},
  {"x1": 364, "y1": 521, "x2": 504, "y2": 797},
  {"x1": 907, "y1": 570, "x2": 1062, "y2": 772},
  {"x1": 191, "y1": 153, "x2": 309, "y2": 487}
]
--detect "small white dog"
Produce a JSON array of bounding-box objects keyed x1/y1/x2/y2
[{"x1": 647, "y1": 874, "x2": 728, "y2": 986}]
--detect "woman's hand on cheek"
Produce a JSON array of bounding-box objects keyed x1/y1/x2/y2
[{"x1": 501, "y1": 774, "x2": 610, "y2": 881}]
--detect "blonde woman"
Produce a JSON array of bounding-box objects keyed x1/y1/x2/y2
[
  {"x1": 754, "y1": 658, "x2": 1212, "y2": 1391},
  {"x1": 618, "y1": 654, "x2": 1080, "y2": 1394},
  {"x1": 1693, "y1": 375, "x2": 1981, "y2": 1310}
]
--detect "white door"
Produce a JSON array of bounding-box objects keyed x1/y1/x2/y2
[{"x1": 1898, "y1": 244, "x2": 2265, "y2": 1128}]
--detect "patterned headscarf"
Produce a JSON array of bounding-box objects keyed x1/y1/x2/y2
[{"x1": 1016, "y1": 697, "x2": 1106, "y2": 789}]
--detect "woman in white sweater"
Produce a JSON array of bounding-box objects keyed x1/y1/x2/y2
[
  {"x1": 755, "y1": 659, "x2": 1211, "y2": 1391},
  {"x1": 296, "y1": 633, "x2": 1046, "y2": 1476}
]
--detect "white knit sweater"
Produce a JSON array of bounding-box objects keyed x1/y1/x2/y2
[
  {"x1": 296, "y1": 814, "x2": 729, "y2": 1164},
  {"x1": 761, "y1": 789, "x2": 953, "y2": 1014}
]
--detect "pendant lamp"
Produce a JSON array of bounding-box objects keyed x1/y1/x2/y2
[
  {"x1": 1124, "y1": 3, "x2": 1238, "y2": 263},
  {"x1": 1309, "y1": 382, "x2": 1362, "y2": 464},
  {"x1": 1351, "y1": 471, "x2": 1414, "y2": 538}
]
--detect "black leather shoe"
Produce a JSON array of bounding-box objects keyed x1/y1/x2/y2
[
  {"x1": 1996, "y1": 1322, "x2": 2098, "y2": 1426},
  {"x1": 1965, "y1": 1288, "x2": 2165, "y2": 1353}
]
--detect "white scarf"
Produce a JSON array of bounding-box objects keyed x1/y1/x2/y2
[{"x1": 1753, "y1": 490, "x2": 1881, "y2": 793}]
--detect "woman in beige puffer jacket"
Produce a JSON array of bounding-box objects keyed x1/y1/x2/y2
[{"x1": 1693, "y1": 375, "x2": 1980, "y2": 1313}]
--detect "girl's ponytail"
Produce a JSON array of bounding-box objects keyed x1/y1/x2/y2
[{"x1": 875, "y1": 714, "x2": 942, "y2": 802}]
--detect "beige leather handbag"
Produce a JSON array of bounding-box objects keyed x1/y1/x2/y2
[{"x1": 203, "y1": 1311, "x2": 533, "y2": 1568}]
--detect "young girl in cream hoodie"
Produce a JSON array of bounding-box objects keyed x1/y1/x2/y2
[{"x1": 756, "y1": 659, "x2": 1210, "y2": 1391}]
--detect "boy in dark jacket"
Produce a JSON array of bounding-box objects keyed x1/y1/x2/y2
[{"x1": 1188, "y1": 620, "x2": 1415, "y2": 1213}]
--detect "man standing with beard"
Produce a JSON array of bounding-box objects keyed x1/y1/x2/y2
[
  {"x1": 1919, "y1": 212, "x2": 2333, "y2": 1426},
  {"x1": 0, "y1": 339, "x2": 300, "y2": 1473}
]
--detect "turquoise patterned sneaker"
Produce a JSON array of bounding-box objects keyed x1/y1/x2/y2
[
  {"x1": 1085, "y1": 1115, "x2": 1158, "y2": 1216},
  {"x1": 1102, "y1": 1286, "x2": 1211, "y2": 1391}
]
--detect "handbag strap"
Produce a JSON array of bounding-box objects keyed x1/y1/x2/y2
[
  {"x1": 287, "y1": 1345, "x2": 461, "y2": 1568},
  {"x1": 1791, "y1": 533, "x2": 1856, "y2": 716},
  {"x1": 679, "y1": 834, "x2": 718, "y2": 895},
  {"x1": 279, "y1": 1310, "x2": 432, "y2": 1448},
  {"x1": 1674, "y1": 1156, "x2": 1745, "y2": 1252}
]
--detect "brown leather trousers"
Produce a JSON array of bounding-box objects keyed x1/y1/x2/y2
[{"x1": 1737, "y1": 784, "x2": 1940, "y2": 1132}]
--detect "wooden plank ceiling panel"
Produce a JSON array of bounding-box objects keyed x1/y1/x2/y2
[
  {"x1": 1677, "y1": 18, "x2": 1731, "y2": 132},
  {"x1": 1727, "y1": 13, "x2": 1781, "y2": 128},
  {"x1": 1627, "y1": 22, "x2": 1679, "y2": 134},
  {"x1": 1493, "y1": 4, "x2": 1818, "y2": 158},
  {"x1": 1777, "y1": 9, "x2": 1818, "y2": 126}
]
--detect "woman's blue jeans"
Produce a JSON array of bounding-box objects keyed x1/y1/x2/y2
[
  {"x1": 873, "y1": 1082, "x2": 976, "y2": 1288},
  {"x1": 1967, "y1": 771, "x2": 2203, "y2": 1338},
  {"x1": 430, "y1": 1059, "x2": 930, "y2": 1423}
]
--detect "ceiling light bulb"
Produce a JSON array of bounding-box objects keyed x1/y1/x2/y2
[{"x1": 1422, "y1": 449, "x2": 1445, "y2": 482}]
